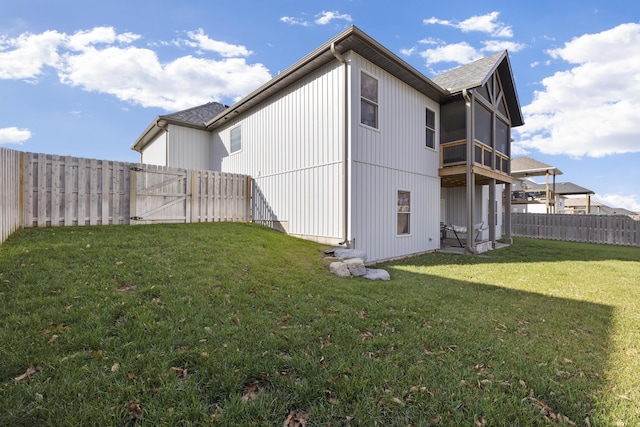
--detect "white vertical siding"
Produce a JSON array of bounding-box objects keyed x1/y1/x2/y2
[
  {"x1": 442, "y1": 186, "x2": 484, "y2": 227},
  {"x1": 141, "y1": 132, "x2": 167, "y2": 166},
  {"x1": 352, "y1": 162, "x2": 440, "y2": 262},
  {"x1": 349, "y1": 53, "x2": 441, "y2": 262},
  {"x1": 168, "y1": 126, "x2": 211, "y2": 170},
  {"x1": 214, "y1": 61, "x2": 345, "y2": 243}
]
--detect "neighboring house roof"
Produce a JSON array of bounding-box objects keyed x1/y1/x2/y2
[
  {"x1": 431, "y1": 51, "x2": 524, "y2": 127},
  {"x1": 563, "y1": 197, "x2": 636, "y2": 216},
  {"x1": 526, "y1": 181, "x2": 594, "y2": 196},
  {"x1": 511, "y1": 157, "x2": 563, "y2": 177},
  {"x1": 131, "y1": 102, "x2": 228, "y2": 152}
]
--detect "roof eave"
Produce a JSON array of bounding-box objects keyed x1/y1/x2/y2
[
  {"x1": 205, "y1": 25, "x2": 449, "y2": 129},
  {"x1": 511, "y1": 166, "x2": 564, "y2": 176},
  {"x1": 131, "y1": 115, "x2": 210, "y2": 153}
]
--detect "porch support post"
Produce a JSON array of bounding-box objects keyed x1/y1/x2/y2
[
  {"x1": 464, "y1": 89, "x2": 475, "y2": 254},
  {"x1": 489, "y1": 178, "x2": 496, "y2": 248},
  {"x1": 504, "y1": 182, "x2": 513, "y2": 244}
]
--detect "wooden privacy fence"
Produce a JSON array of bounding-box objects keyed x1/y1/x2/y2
[
  {"x1": 512, "y1": 213, "x2": 640, "y2": 247},
  {"x1": 1, "y1": 147, "x2": 22, "y2": 243},
  {"x1": 0, "y1": 149, "x2": 251, "y2": 244},
  {"x1": 129, "y1": 165, "x2": 250, "y2": 225}
]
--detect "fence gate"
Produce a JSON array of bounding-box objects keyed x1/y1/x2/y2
[{"x1": 129, "y1": 165, "x2": 190, "y2": 225}]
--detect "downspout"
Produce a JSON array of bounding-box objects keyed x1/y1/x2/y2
[{"x1": 331, "y1": 42, "x2": 350, "y2": 247}]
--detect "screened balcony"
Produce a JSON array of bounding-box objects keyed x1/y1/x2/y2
[{"x1": 438, "y1": 98, "x2": 512, "y2": 188}]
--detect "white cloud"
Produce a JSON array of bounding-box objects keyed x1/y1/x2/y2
[
  {"x1": 595, "y1": 193, "x2": 640, "y2": 213},
  {"x1": 424, "y1": 11, "x2": 512, "y2": 38},
  {"x1": 419, "y1": 42, "x2": 482, "y2": 66},
  {"x1": 0, "y1": 30, "x2": 63, "y2": 80},
  {"x1": 514, "y1": 23, "x2": 640, "y2": 158},
  {"x1": 0, "y1": 27, "x2": 272, "y2": 111},
  {"x1": 417, "y1": 12, "x2": 521, "y2": 69},
  {"x1": 280, "y1": 16, "x2": 311, "y2": 27},
  {"x1": 65, "y1": 27, "x2": 139, "y2": 51},
  {"x1": 184, "y1": 29, "x2": 252, "y2": 57},
  {"x1": 0, "y1": 127, "x2": 32, "y2": 144},
  {"x1": 481, "y1": 40, "x2": 526, "y2": 53},
  {"x1": 315, "y1": 11, "x2": 352, "y2": 25},
  {"x1": 400, "y1": 47, "x2": 416, "y2": 56}
]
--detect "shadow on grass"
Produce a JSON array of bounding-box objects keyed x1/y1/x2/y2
[{"x1": 353, "y1": 264, "x2": 615, "y2": 425}]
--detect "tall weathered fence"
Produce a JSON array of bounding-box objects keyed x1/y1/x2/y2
[
  {"x1": 0, "y1": 148, "x2": 251, "y2": 245},
  {"x1": 1, "y1": 148, "x2": 22, "y2": 243},
  {"x1": 512, "y1": 213, "x2": 640, "y2": 247},
  {"x1": 22, "y1": 152, "x2": 131, "y2": 227}
]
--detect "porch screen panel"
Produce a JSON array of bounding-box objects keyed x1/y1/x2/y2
[
  {"x1": 474, "y1": 103, "x2": 492, "y2": 147},
  {"x1": 496, "y1": 119, "x2": 509, "y2": 155}
]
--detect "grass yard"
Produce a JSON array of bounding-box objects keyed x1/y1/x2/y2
[{"x1": 0, "y1": 223, "x2": 638, "y2": 426}]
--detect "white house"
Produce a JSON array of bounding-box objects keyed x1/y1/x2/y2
[{"x1": 132, "y1": 26, "x2": 523, "y2": 262}]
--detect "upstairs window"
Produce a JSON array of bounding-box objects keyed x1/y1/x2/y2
[
  {"x1": 397, "y1": 190, "x2": 411, "y2": 235},
  {"x1": 230, "y1": 126, "x2": 241, "y2": 153},
  {"x1": 425, "y1": 108, "x2": 436, "y2": 149},
  {"x1": 360, "y1": 72, "x2": 378, "y2": 128}
]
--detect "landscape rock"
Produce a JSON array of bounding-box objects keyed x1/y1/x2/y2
[
  {"x1": 329, "y1": 261, "x2": 351, "y2": 278},
  {"x1": 332, "y1": 248, "x2": 367, "y2": 263},
  {"x1": 363, "y1": 268, "x2": 391, "y2": 281},
  {"x1": 344, "y1": 258, "x2": 367, "y2": 277}
]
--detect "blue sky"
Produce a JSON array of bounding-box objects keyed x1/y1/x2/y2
[{"x1": 1, "y1": 0, "x2": 639, "y2": 212}]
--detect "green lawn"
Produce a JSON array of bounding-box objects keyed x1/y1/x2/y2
[{"x1": 0, "y1": 223, "x2": 638, "y2": 426}]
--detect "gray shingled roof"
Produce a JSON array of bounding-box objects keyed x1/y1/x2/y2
[
  {"x1": 431, "y1": 50, "x2": 523, "y2": 127},
  {"x1": 165, "y1": 102, "x2": 228, "y2": 125},
  {"x1": 511, "y1": 157, "x2": 563, "y2": 176},
  {"x1": 526, "y1": 181, "x2": 594, "y2": 195},
  {"x1": 431, "y1": 51, "x2": 504, "y2": 92}
]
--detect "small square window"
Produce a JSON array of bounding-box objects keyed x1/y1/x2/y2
[{"x1": 230, "y1": 126, "x2": 241, "y2": 153}]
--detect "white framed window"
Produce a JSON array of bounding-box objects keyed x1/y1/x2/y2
[
  {"x1": 360, "y1": 71, "x2": 378, "y2": 128},
  {"x1": 230, "y1": 126, "x2": 241, "y2": 153},
  {"x1": 397, "y1": 190, "x2": 411, "y2": 235},
  {"x1": 426, "y1": 108, "x2": 436, "y2": 149}
]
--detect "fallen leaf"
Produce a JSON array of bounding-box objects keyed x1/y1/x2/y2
[
  {"x1": 127, "y1": 372, "x2": 137, "y2": 380},
  {"x1": 391, "y1": 397, "x2": 405, "y2": 406},
  {"x1": 124, "y1": 400, "x2": 144, "y2": 423},
  {"x1": 90, "y1": 350, "x2": 103, "y2": 358},
  {"x1": 116, "y1": 285, "x2": 137, "y2": 292},
  {"x1": 47, "y1": 334, "x2": 59, "y2": 344},
  {"x1": 241, "y1": 381, "x2": 259, "y2": 402},
  {"x1": 360, "y1": 330, "x2": 374, "y2": 340},
  {"x1": 115, "y1": 261, "x2": 124, "y2": 265},
  {"x1": 170, "y1": 367, "x2": 188, "y2": 380},
  {"x1": 111, "y1": 362, "x2": 120, "y2": 372},
  {"x1": 283, "y1": 411, "x2": 310, "y2": 427},
  {"x1": 14, "y1": 365, "x2": 42, "y2": 382}
]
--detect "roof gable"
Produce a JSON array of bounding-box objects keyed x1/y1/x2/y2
[{"x1": 432, "y1": 51, "x2": 523, "y2": 127}]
